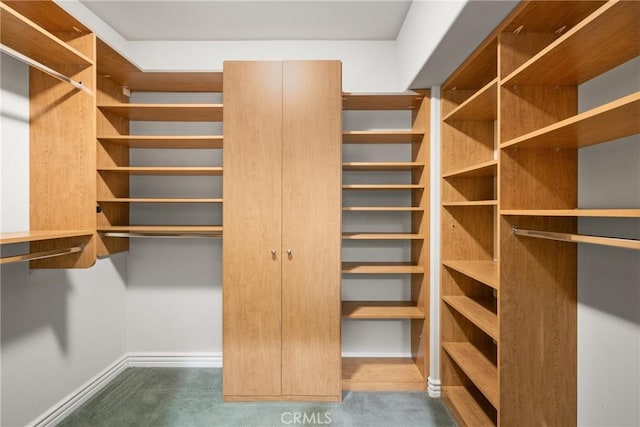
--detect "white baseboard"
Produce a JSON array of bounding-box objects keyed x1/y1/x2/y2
[
  {"x1": 427, "y1": 376, "x2": 441, "y2": 398},
  {"x1": 128, "y1": 352, "x2": 222, "y2": 368},
  {"x1": 27, "y1": 355, "x2": 129, "y2": 427}
]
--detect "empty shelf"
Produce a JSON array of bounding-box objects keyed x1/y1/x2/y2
[
  {"x1": 442, "y1": 342, "x2": 498, "y2": 408},
  {"x1": 0, "y1": 230, "x2": 93, "y2": 245},
  {"x1": 342, "y1": 233, "x2": 422, "y2": 240},
  {"x1": 343, "y1": 206, "x2": 423, "y2": 212},
  {"x1": 342, "y1": 358, "x2": 425, "y2": 391},
  {"x1": 501, "y1": 209, "x2": 640, "y2": 218},
  {"x1": 98, "y1": 198, "x2": 222, "y2": 204},
  {"x1": 343, "y1": 162, "x2": 423, "y2": 171},
  {"x1": 98, "y1": 226, "x2": 222, "y2": 238},
  {"x1": 442, "y1": 160, "x2": 497, "y2": 179},
  {"x1": 442, "y1": 260, "x2": 499, "y2": 290},
  {"x1": 342, "y1": 92, "x2": 424, "y2": 110},
  {"x1": 442, "y1": 296, "x2": 498, "y2": 340},
  {"x1": 342, "y1": 262, "x2": 424, "y2": 274},
  {"x1": 98, "y1": 167, "x2": 222, "y2": 176},
  {"x1": 342, "y1": 131, "x2": 424, "y2": 144},
  {"x1": 443, "y1": 201, "x2": 497, "y2": 207},
  {"x1": 98, "y1": 135, "x2": 223, "y2": 149},
  {"x1": 342, "y1": 184, "x2": 423, "y2": 190},
  {"x1": 342, "y1": 301, "x2": 424, "y2": 319},
  {"x1": 443, "y1": 386, "x2": 496, "y2": 427},
  {"x1": 501, "y1": 93, "x2": 640, "y2": 149},
  {"x1": 443, "y1": 79, "x2": 497, "y2": 122},
  {"x1": 99, "y1": 104, "x2": 223, "y2": 121}
]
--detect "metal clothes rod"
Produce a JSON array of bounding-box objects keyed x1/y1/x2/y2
[
  {"x1": 0, "y1": 44, "x2": 84, "y2": 91},
  {"x1": 513, "y1": 226, "x2": 640, "y2": 250},
  {"x1": 0, "y1": 245, "x2": 84, "y2": 265},
  {"x1": 102, "y1": 232, "x2": 221, "y2": 239}
]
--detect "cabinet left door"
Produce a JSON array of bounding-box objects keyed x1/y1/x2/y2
[{"x1": 223, "y1": 61, "x2": 284, "y2": 399}]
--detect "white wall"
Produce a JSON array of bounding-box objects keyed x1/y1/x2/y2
[
  {"x1": 577, "y1": 57, "x2": 640, "y2": 426},
  {"x1": 0, "y1": 53, "x2": 128, "y2": 427}
]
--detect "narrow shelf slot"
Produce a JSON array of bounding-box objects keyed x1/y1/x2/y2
[
  {"x1": 342, "y1": 162, "x2": 423, "y2": 171},
  {"x1": 342, "y1": 358, "x2": 425, "y2": 391},
  {"x1": 98, "y1": 104, "x2": 223, "y2": 121},
  {"x1": 443, "y1": 386, "x2": 496, "y2": 427},
  {"x1": 342, "y1": 233, "x2": 422, "y2": 240},
  {"x1": 442, "y1": 260, "x2": 499, "y2": 290},
  {"x1": 443, "y1": 201, "x2": 497, "y2": 207},
  {"x1": 501, "y1": 209, "x2": 640, "y2": 218},
  {"x1": 342, "y1": 262, "x2": 424, "y2": 274},
  {"x1": 442, "y1": 342, "x2": 498, "y2": 408},
  {"x1": 501, "y1": 92, "x2": 640, "y2": 149},
  {"x1": 97, "y1": 135, "x2": 223, "y2": 149},
  {"x1": 98, "y1": 198, "x2": 223, "y2": 204},
  {"x1": 341, "y1": 301, "x2": 424, "y2": 319},
  {"x1": 342, "y1": 92, "x2": 424, "y2": 110},
  {"x1": 443, "y1": 78, "x2": 497, "y2": 122},
  {"x1": 342, "y1": 130, "x2": 424, "y2": 144},
  {"x1": 342, "y1": 184, "x2": 423, "y2": 190},
  {"x1": 98, "y1": 167, "x2": 222, "y2": 176},
  {"x1": 502, "y1": 1, "x2": 640, "y2": 86},
  {"x1": 442, "y1": 160, "x2": 497, "y2": 179},
  {"x1": 442, "y1": 296, "x2": 498, "y2": 340},
  {"x1": 0, "y1": 230, "x2": 93, "y2": 245}
]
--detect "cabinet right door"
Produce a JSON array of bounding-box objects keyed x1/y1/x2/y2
[{"x1": 281, "y1": 61, "x2": 342, "y2": 400}]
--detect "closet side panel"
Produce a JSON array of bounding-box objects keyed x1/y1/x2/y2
[
  {"x1": 281, "y1": 60, "x2": 342, "y2": 399},
  {"x1": 222, "y1": 61, "x2": 283, "y2": 398}
]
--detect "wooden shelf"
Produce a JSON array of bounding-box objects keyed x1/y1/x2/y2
[
  {"x1": 98, "y1": 198, "x2": 223, "y2": 204},
  {"x1": 98, "y1": 225, "x2": 222, "y2": 235},
  {"x1": 342, "y1": 184, "x2": 423, "y2": 190},
  {"x1": 501, "y1": 209, "x2": 640, "y2": 218},
  {"x1": 342, "y1": 92, "x2": 424, "y2": 110},
  {"x1": 443, "y1": 160, "x2": 497, "y2": 179},
  {"x1": 443, "y1": 296, "x2": 498, "y2": 340},
  {"x1": 442, "y1": 342, "x2": 498, "y2": 408},
  {"x1": 342, "y1": 358, "x2": 425, "y2": 391},
  {"x1": 0, "y1": 3, "x2": 93, "y2": 71},
  {"x1": 97, "y1": 135, "x2": 223, "y2": 149},
  {"x1": 342, "y1": 233, "x2": 422, "y2": 240},
  {"x1": 502, "y1": 1, "x2": 640, "y2": 86},
  {"x1": 442, "y1": 260, "x2": 499, "y2": 290},
  {"x1": 443, "y1": 201, "x2": 497, "y2": 207},
  {"x1": 343, "y1": 206, "x2": 423, "y2": 212},
  {"x1": 342, "y1": 131, "x2": 424, "y2": 144},
  {"x1": 341, "y1": 301, "x2": 424, "y2": 319},
  {"x1": 443, "y1": 37, "x2": 497, "y2": 91},
  {"x1": 342, "y1": 262, "x2": 424, "y2": 274},
  {"x1": 443, "y1": 79, "x2": 497, "y2": 122},
  {"x1": 443, "y1": 386, "x2": 496, "y2": 427},
  {"x1": 342, "y1": 162, "x2": 423, "y2": 171},
  {"x1": 98, "y1": 104, "x2": 223, "y2": 121},
  {"x1": 97, "y1": 167, "x2": 222, "y2": 176},
  {"x1": 0, "y1": 230, "x2": 93, "y2": 245},
  {"x1": 501, "y1": 93, "x2": 640, "y2": 149}
]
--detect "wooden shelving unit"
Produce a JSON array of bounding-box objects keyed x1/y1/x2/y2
[
  {"x1": 440, "y1": 1, "x2": 640, "y2": 425},
  {"x1": 96, "y1": 39, "x2": 223, "y2": 254},
  {"x1": 341, "y1": 91, "x2": 430, "y2": 391},
  {"x1": 0, "y1": 1, "x2": 97, "y2": 269}
]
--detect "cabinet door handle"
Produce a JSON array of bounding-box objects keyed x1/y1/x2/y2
[
  {"x1": 286, "y1": 249, "x2": 292, "y2": 256},
  {"x1": 271, "y1": 249, "x2": 276, "y2": 255}
]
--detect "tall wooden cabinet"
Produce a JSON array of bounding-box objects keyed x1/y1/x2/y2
[{"x1": 222, "y1": 61, "x2": 342, "y2": 402}]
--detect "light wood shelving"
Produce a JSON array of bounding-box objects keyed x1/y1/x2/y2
[
  {"x1": 443, "y1": 201, "x2": 497, "y2": 207},
  {"x1": 443, "y1": 79, "x2": 497, "y2": 122},
  {"x1": 97, "y1": 167, "x2": 222, "y2": 176},
  {"x1": 501, "y1": 209, "x2": 640, "y2": 218},
  {"x1": 442, "y1": 160, "x2": 497, "y2": 179},
  {"x1": 341, "y1": 262, "x2": 424, "y2": 274},
  {"x1": 0, "y1": 230, "x2": 93, "y2": 245},
  {"x1": 342, "y1": 92, "x2": 424, "y2": 110},
  {"x1": 442, "y1": 296, "x2": 497, "y2": 340},
  {"x1": 442, "y1": 342, "x2": 498, "y2": 408},
  {"x1": 98, "y1": 225, "x2": 222, "y2": 234},
  {"x1": 341, "y1": 301, "x2": 425, "y2": 319},
  {"x1": 342, "y1": 184, "x2": 423, "y2": 190},
  {"x1": 443, "y1": 386, "x2": 496, "y2": 427},
  {"x1": 342, "y1": 162, "x2": 423, "y2": 171},
  {"x1": 97, "y1": 135, "x2": 223, "y2": 149},
  {"x1": 98, "y1": 198, "x2": 223, "y2": 204},
  {"x1": 342, "y1": 233, "x2": 422, "y2": 240},
  {"x1": 342, "y1": 358, "x2": 426, "y2": 391},
  {"x1": 442, "y1": 260, "x2": 499, "y2": 290},
  {"x1": 342, "y1": 130, "x2": 424, "y2": 144},
  {"x1": 342, "y1": 206, "x2": 423, "y2": 212},
  {"x1": 98, "y1": 103, "x2": 223, "y2": 121}
]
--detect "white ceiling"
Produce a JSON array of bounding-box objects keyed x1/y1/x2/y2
[{"x1": 80, "y1": 0, "x2": 413, "y2": 41}]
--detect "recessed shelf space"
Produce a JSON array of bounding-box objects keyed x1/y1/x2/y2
[
  {"x1": 97, "y1": 135, "x2": 223, "y2": 149},
  {"x1": 500, "y1": 92, "x2": 640, "y2": 149},
  {"x1": 97, "y1": 167, "x2": 222, "y2": 176},
  {"x1": 341, "y1": 301, "x2": 424, "y2": 319},
  {"x1": 342, "y1": 358, "x2": 425, "y2": 391},
  {"x1": 98, "y1": 198, "x2": 223, "y2": 204},
  {"x1": 0, "y1": 230, "x2": 93, "y2": 245},
  {"x1": 342, "y1": 262, "x2": 424, "y2": 274},
  {"x1": 442, "y1": 342, "x2": 498, "y2": 408},
  {"x1": 342, "y1": 130, "x2": 424, "y2": 144},
  {"x1": 0, "y1": 3, "x2": 93, "y2": 72},
  {"x1": 443, "y1": 79, "x2": 497, "y2": 122},
  {"x1": 342, "y1": 92, "x2": 424, "y2": 110},
  {"x1": 443, "y1": 296, "x2": 498, "y2": 340},
  {"x1": 442, "y1": 260, "x2": 499, "y2": 290},
  {"x1": 98, "y1": 104, "x2": 223, "y2": 121},
  {"x1": 342, "y1": 184, "x2": 423, "y2": 190},
  {"x1": 502, "y1": 1, "x2": 640, "y2": 86},
  {"x1": 342, "y1": 162, "x2": 423, "y2": 171},
  {"x1": 342, "y1": 233, "x2": 422, "y2": 240},
  {"x1": 443, "y1": 160, "x2": 497, "y2": 179},
  {"x1": 443, "y1": 37, "x2": 497, "y2": 91}
]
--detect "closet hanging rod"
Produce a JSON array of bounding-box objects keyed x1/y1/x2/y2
[
  {"x1": 0, "y1": 245, "x2": 84, "y2": 265},
  {"x1": 512, "y1": 226, "x2": 640, "y2": 250},
  {"x1": 101, "y1": 232, "x2": 221, "y2": 239},
  {"x1": 0, "y1": 44, "x2": 86, "y2": 92}
]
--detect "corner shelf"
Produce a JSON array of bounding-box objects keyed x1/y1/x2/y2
[
  {"x1": 442, "y1": 296, "x2": 498, "y2": 340},
  {"x1": 342, "y1": 162, "x2": 423, "y2": 171},
  {"x1": 97, "y1": 135, "x2": 223, "y2": 149},
  {"x1": 502, "y1": 1, "x2": 640, "y2": 86},
  {"x1": 442, "y1": 342, "x2": 498, "y2": 408},
  {"x1": 443, "y1": 79, "x2": 497, "y2": 122},
  {"x1": 442, "y1": 260, "x2": 499, "y2": 290},
  {"x1": 500, "y1": 92, "x2": 640, "y2": 149},
  {"x1": 97, "y1": 167, "x2": 222, "y2": 176},
  {"x1": 0, "y1": 230, "x2": 93, "y2": 245},
  {"x1": 342, "y1": 233, "x2": 422, "y2": 240},
  {"x1": 342, "y1": 358, "x2": 425, "y2": 391},
  {"x1": 342, "y1": 92, "x2": 424, "y2": 110},
  {"x1": 342, "y1": 262, "x2": 424, "y2": 274},
  {"x1": 342, "y1": 130, "x2": 424, "y2": 144},
  {"x1": 341, "y1": 301, "x2": 424, "y2": 319},
  {"x1": 442, "y1": 160, "x2": 497, "y2": 179},
  {"x1": 98, "y1": 104, "x2": 223, "y2": 121}
]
